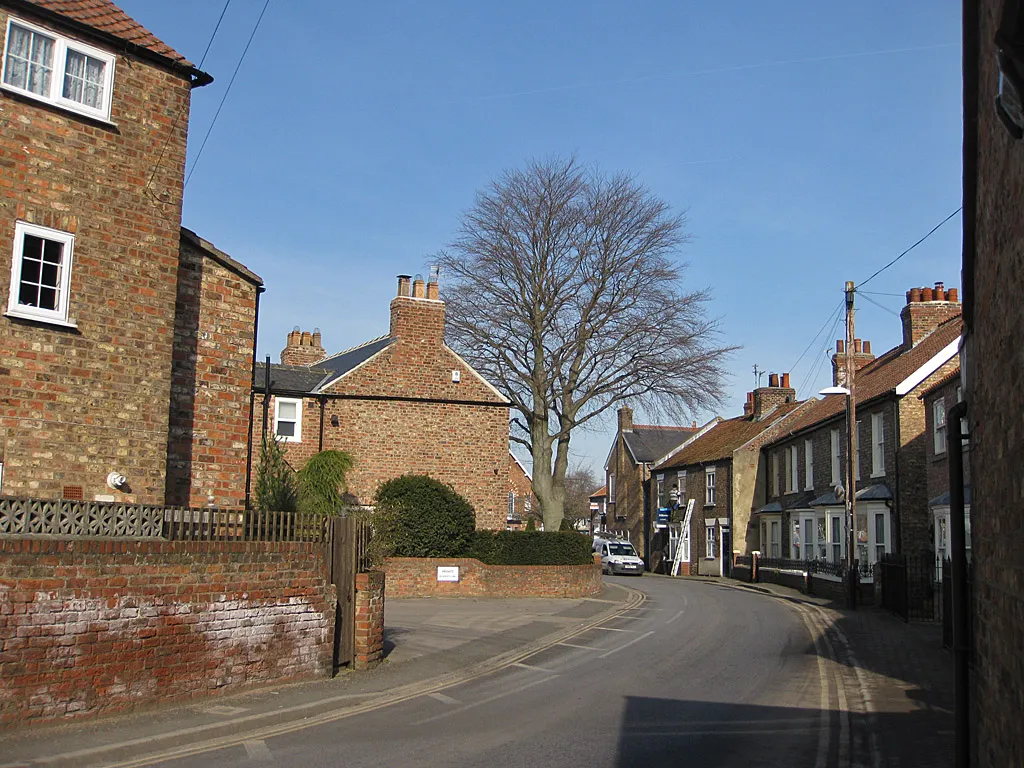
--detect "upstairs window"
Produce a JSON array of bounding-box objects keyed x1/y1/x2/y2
[
  {"x1": 804, "y1": 439, "x2": 814, "y2": 490},
  {"x1": 830, "y1": 429, "x2": 841, "y2": 486},
  {"x1": 273, "y1": 398, "x2": 302, "y2": 442},
  {"x1": 6, "y1": 221, "x2": 75, "y2": 326},
  {"x1": 934, "y1": 397, "x2": 947, "y2": 455},
  {"x1": 2, "y1": 18, "x2": 115, "y2": 120},
  {"x1": 705, "y1": 466, "x2": 716, "y2": 505},
  {"x1": 871, "y1": 413, "x2": 885, "y2": 476},
  {"x1": 786, "y1": 445, "x2": 798, "y2": 493}
]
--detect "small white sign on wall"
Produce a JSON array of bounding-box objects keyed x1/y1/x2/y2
[{"x1": 437, "y1": 566, "x2": 460, "y2": 582}]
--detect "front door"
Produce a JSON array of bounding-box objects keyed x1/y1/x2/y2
[{"x1": 721, "y1": 525, "x2": 732, "y2": 577}]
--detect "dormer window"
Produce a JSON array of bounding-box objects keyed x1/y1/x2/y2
[{"x1": 2, "y1": 18, "x2": 115, "y2": 121}]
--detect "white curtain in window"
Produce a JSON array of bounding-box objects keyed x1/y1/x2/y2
[
  {"x1": 4, "y1": 24, "x2": 54, "y2": 95},
  {"x1": 63, "y1": 49, "x2": 105, "y2": 109}
]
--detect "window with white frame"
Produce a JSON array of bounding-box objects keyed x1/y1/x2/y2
[
  {"x1": 874, "y1": 512, "x2": 887, "y2": 563},
  {"x1": 786, "y1": 445, "x2": 798, "y2": 493},
  {"x1": 804, "y1": 439, "x2": 814, "y2": 490},
  {"x1": 705, "y1": 467, "x2": 716, "y2": 505},
  {"x1": 830, "y1": 429, "x2": 841, "y2": 486},
  {"x1": 791, "y1": 519, "x2": 801, "y2": 559},
  {"x1": 6, "y1": 221, "x2": 75, "y2": 325},
  {"x1": 956, "y1": 386, "x2": 968, "y2": 439},
  {"x1": 769, "y1": 520, "x2": 780, "y2": 558},
  {"x1": 677, "y1": 470, "x2": 687, "y2": 504},
  {"x1": 507, "y1": 491, "x2": 516, "y2": 519},
  {"x1": 828, "y1": 512, "x2": 844, "y2": 564},
  {"x1": 871, "y1": 412, "x2": 885, "y2": 476},
  {"x1": 706, "y1": 524, "x2": 717, "y2": 558},
  {"x1": 608, "y1": 473, "x2": 616, "y2": 503},
  {"x1": 656, "y1": 474, "x2": 665, "y2": 508},
  {"x1": 273, "y1": 398, "x2": 302, "y2": 442},
  {"x1": 934, "y1": 397, "x2": 947, "y2": 455},
  {"x1": 2, "y1": 17, "x2": 116, "y2": 120}
]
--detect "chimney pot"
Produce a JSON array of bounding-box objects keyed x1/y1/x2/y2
[
  {"x1": 747, "y1": 391, "x2": 754, "y2": 403},
  {"x1": 854, "y1": 339, "x2": 862, "y2": 353},
  {"x1": 910, "y1": 287, "x2": 922, "y2": 303},
  {"x1": 412, "y1": 274, "x2": 426, "y2": 298},
  {"x1": 922, "y1": 286, "x2": 934, "y2": 301},
  {"x1": 768, "y1": 373, "x2": 779, "y2": 388},
  {"x1": 948, "y1": 287, "x2": 959, "y2": 302},
  {"x1": 397, "y1": 275, "x2": 412, "y2": 297},
  {"x1": 781, "y1": 372, "x2": 790, "y2": 388},
  {"x1": 836, "y1": 339, "x2": 845, "y2": 353},
  {"x1": 301, "y1": 331, "x2": 311, "y2": 346},
  {"x1": 426, "y1": 280, "x2": 440, "y2": 300},
  {"x1": 863, "y1": 340, "x2": 871, "y2": 354}
]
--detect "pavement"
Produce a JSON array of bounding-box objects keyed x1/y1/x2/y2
[{"x1": 0, "y1": 583, "x2": 643, "y2": 768}]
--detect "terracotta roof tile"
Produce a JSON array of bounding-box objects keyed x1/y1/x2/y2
[
  {"x1": 772, "y1": 316, "x2": 963, "y2": 440},
  {"x1": 659, "y1": 401, "x2": 806, "y2": 469},
  {"x1": 20, "y1": 0, "x2": 193, "y2": 66}
]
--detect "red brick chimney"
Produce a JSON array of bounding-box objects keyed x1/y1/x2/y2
[
  {"x1": 831, "y1": 338, "x2": 875, "y2": 387},
  {"x1": 900, "y1": 282, "x2": 962, "y2": 348},
  {"x1": 752, "y1": 372, "x2": 796, "y2": 419},
  {"x1": 617, "y1": 406, "x2": 634, "y2": 433},
  {"x1": 743, "y1": 391, "x2": 754, "y2": 418},
  {"x1": 390, "y1": 272, "x2": 445, "y2": 346},
  {"x1": 280, "y1": 326, "x2": 326, "y2": 366}
]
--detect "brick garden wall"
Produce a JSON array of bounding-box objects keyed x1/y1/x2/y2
[
  {"x1": 0, "y1": 8, "x2": 192, "y2": 504},
  {"x1": 353, "y1": 570, "x2": 385, "y2": 669},
  {"x1": 384, "y1": 556, "x2": 602, "y2": 599},
  {"x1": 0, "y1": 538, "x2": 335, "y2": 728}
]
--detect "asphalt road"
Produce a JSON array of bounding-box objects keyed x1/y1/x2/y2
[{"x1": 149, "y1": 576, "x2": 835, "y2": 768}]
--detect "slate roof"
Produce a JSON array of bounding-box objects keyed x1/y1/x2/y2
[
  {"x1": 317, "y1": 336, "x2": 395, "y2": 384},
  {"x1": 623, "y1": 426, "x2": 698, "y2": 464},
  {"x1": 809, "y1": 484, "x2": 893, "y2": 507},
  {"x1": 658, "y1": 401, "x2": 806, "y2": 470},
  {"x1": 253, "y1": 363, "x2": 330, "y2": 395},
  {"x1": 21, "y1": 0, "x2": 195, "y2": 66},
  {"x1": 929, "y1": 486, "x2": 971, "y2": 507},
  {"x1": 769, "y1": 317, "x2": 963, "y2": 442}
]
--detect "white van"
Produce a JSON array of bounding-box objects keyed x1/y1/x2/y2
[{"x1": 593, "y1": 536, "x2": 644, "y2": 576}]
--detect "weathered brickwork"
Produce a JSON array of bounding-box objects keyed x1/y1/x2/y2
[
  {"x1": 966, "y1": 3, "x2": 1024, "y2": 765},
  {"x1": 384, "y1": 556, "x2": 602, "y2": 599},
  {"x1": 0, "y1": 537, "x2": 335, "y2": 728},
  {"x1": 166, "y1": 236, "x2": 259, "y2": 509},
  {"x1": 353, "y1": 570, "x2": 385, "y2": 668}
]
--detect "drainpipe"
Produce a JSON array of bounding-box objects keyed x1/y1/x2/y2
[
  {"x1": 261, "y1": 355, "x2": 271, "y2": 444},
  {"x1": 243, "y1": 285, "x2": 265, "y2": 510},
  {"x1": 948, "y1": 400, "x2": 970, "y2": 768},
  {"x1": 318, "y1": 396, "x2": 327, "y2": 452}
]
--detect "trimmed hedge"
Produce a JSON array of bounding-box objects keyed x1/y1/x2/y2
[
  {"x1": 466, "y1": 530, "x2": 594, "y2": 566},
  {"x1": 372, "y1": 475, "x2": 476, "y2": 558}
]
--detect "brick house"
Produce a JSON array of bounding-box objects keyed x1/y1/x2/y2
[
  {"x1": 506, "y1": 451, "x2": 534, "y2": 530},
  {"x1": 589, "y1": 485, "x2": 607, "y2": 533},
  {"x1": 919, "y1": 367, "x2": 970, "y2": 577},
  {"x1": 602, "y1": 406, "x2": 699, "y2": 559},
  {"x1": 0, "y1": 1, "x2": 263, "y2": 507},
  {"x1": 652, "y1": 374, "x2": 807, "y2": 576},
  {"x1": 253, "y1": 274, "x2": 510, "y2": 529},
  {"x1": 757, "y1": 288, "x2": 962, "y2": 579},
  {"x1": 961, "y1": 2, "x2": 1024, "y2": 761}
]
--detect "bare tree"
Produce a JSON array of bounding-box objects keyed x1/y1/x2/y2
[
  {"x1": 564, "y1": 465, "x2": 601, "y2": 530},
  {"x1": 438, "y1": 156, "x2": 734, "y2": 531}
]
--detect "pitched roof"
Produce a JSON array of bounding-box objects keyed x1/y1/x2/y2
[
  {"x1": 19, "y1": 0, "x2": 200, "y2": 70},
  {"x1": 590, "y1": 486, "x2": 607, "y2": 500},
  {"x1": 658, "y1": 401, "x2": 805, "y2": 469},
  {"x1": 622, "y1": 426, "x2": 698, "y2": 464},
  {"x1": 253, "y1": 363, "x2": 330, "y2": 395},
  {"x1": 316, "y1": 336, "x2": 395, "y2": 388},
  {"x1": 770, "y1": 317, "x2": 963, "y2": 441},
  {"x1": 180, "y1": 228, "x2": 262, "y2": 286}
]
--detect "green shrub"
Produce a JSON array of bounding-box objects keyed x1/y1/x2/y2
[
  {"x1": 254, "y1": 437, "x2": 298, "y2": 513},
  {"x1": 298, "y1": 450, "x2": 354, "y2": 515},
  {"x1": 525, "y1": 518, "x2": 536, "y2": 532},
  {"x1": 465, "y1": 530, "x2": 594, "y2": 566},
  {"x1": 371, "y1": 475, "x2": 476, "y2": 558}
]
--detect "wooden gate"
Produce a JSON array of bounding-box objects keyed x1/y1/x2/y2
[{"x1": 327, "y1": 516, "x2": 357, "y2": 671}]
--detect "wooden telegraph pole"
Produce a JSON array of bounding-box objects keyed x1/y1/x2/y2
[{"x1": 845, "y1": 281, "x2": 858, "y2": 609}]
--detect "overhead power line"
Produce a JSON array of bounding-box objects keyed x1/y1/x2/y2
[
  {"x1": 185, "y1": 0, "x2": 273, "y2": 188},
  {"x1": 857, "y1": 291, "x2": 900, "y2": 317},
  {"x1": 788, "y1": 297, "x2": 845, "y2": 377},
  {"x1": 858, "y1": 208, "x2": 963, "y2": 289}
]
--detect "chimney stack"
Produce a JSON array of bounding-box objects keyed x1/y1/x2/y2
[
  {"x1": 617, "y1": 406, "x2": 634, "y2": 433},
  {"x1": 390, "y1": 269, "x2": 446, "y2": 346},
  {"x1": 900, "y1": 282, "x2": 962, "y2": 348},
  {"x1": 743, "y1": 391, "x2": 754, "y2": 418},
  {"x1": 752, "y1": 371, "x2": 796, "y2": 419},
  {"x1": 280, "y1": 326, "x2": 326, "y2": 366},
  {"x1": 832, "y1": 336, "x2": 875, "y2": 386}
]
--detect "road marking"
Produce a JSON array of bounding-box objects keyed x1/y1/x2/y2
[
  {"x1": 665, "y1": 610, "x2": 685, "y2": 624},
  {"x1": 790, "y1": 603, "x2": 832, "y2": 768},
  {"x1": 243, "y1": 740, "x2": 272, "y2": 762},
  {"x1": 591, "y1": 626, "x2": 635, "y2": 632},
  {"x1": 204, "y1": 705, "x2": 249, "y2": 717},
  {"x1": 427, "y1": 692, "x2": 461, "y2": 705},
  {"x1": 513, "y1": 662, "x2": 554, "y2": 673},
  {"x1": 598, "y1": 630, "x2": 655, "y2": 658},
  {"x1": 413, "y1": 675, "x2": 557, "y2": 726},
  {"x1": 557, "y1": 642, "x2": 603, "y2": 651}
]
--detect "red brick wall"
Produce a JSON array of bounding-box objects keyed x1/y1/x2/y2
[
  {"x1": 166, "y1": 240, "x2": 258, "y2": 508},
  {"x1": 384, "y1": 556, "x2": 602, "y2": 598},
  {"x1": 0, "y1": 8, "x2": 192, "y2": 503},
  {"x1": 508, "y1": 454, "x2": 535, "y2": 522},
  {"x1": 0, "y1": 538, "x2": 335, "y2": 728},
  {"x1": 353, "y1": 570, "x2": 385, "y2": 669}
]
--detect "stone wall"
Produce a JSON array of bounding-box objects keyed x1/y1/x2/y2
[
  {"x1": 0, "y1": 538, "x2": 335, "y2": 728},
  {"x1": 384, "y1": 556, "x2": 603, "y2": 599}
]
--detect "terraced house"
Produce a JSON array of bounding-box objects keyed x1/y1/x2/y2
[
  {"x1": 0, "y1": 0, "x2": 262, "y2": 508},
  {"x1": 757, "y1": 286, "x2": 962, "y2": 578}
]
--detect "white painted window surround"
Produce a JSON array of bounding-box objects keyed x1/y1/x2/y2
[
  {"x1": 1, "y1": 17, "x2": 116, "y2": 121},
  {"x1": 705, "y1": 467, "x2": 716, "y2": 506},
  {"x1": 830, "y1": 430, "x2": 841, "y2": 486},
  {"x1": 274, "y1": 398, "x2": 302, "y2": 442},
  {"x1": 871, "y1": 412, "x2": 885, "y2": 477},
  {"x1": 5, "y1": 221, "x2": 76, "y2": 327},
  {"x1": 804, "y1": 439, "x2": 814, "y2": 490},
  {"x1": 934, "y1": 397, "x2": 947, "y2": 455}
]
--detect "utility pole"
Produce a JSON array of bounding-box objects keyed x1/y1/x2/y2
[{"x1": 845, "y1": 281, "x2": 859, "y2": 609}]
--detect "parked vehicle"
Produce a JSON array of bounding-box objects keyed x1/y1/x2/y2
[{"x1": 593, "y1": 537, "x2": 644, "y2": 576}]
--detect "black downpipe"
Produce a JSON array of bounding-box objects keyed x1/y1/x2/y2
[
  {"x1": 948, "y1": 400, "x2": 970, "y2": 768},
  {"x1": 243, "y1": 285, "x2": 264, "y2": 510},
  {"x1": 261, "y1": 355, "x2": 271, "y2": 443},
  {"x1": 318, "y1": 396, "x2": 326, "y2": 451}
]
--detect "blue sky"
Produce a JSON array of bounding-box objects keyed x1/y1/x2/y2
[{"x1": 120, "y1": 0, "x2": 964, "y2": 476}]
